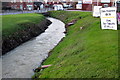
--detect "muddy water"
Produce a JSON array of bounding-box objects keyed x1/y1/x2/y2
[{"x1": 1, "y1": 18, "x2": 65, "y2": 78}]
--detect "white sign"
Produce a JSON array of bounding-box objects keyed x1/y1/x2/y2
[
  {"x1": 76, "y1": 4, "x2": 82, "y2": 9},
  {"x1": 101, "y1": 0, "x2": 110, "y2": 3},
  {"x1": 93, "y1": 6, "x2": 102, "y2": 17},
  {"x1": 83, "y1": 0, "x2": 92, "y2": 4},
  {"x1": 100, "y1": 7, "x2": 117, "y2": 30}
]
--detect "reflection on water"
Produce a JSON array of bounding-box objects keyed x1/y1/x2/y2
[{"x1": 1, "y1": 18, "x2": 65, "y2": 78}]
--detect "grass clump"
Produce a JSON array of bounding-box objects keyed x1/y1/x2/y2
[{"x1": 34, "y1": 11, "x2": 119, "y2": 78}]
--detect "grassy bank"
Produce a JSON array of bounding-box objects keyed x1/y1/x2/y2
[
  {"x1": 34, "y1": 11, "x2": 119, "y2": 78},
  {"x1": 2, "y1": 13, "x2": 45, "y2": 38}
]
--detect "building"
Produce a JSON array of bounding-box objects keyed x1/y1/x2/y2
[
  {"x1": 2, "y1": 0, "x2": 119, "y2": 11},
  {"x1": 2, "y1": 2, "x2": 11, "y2": 10},
  {"x1": 10, "y1": 0, "x2": 34, "y2": 10},
  {"x1": 2, "y1": 0, "x2": 44, "y2": 10},
  {"x1": 61, "y1": 0, "x2": 117, "y2": 11},
  {"x1": 78, "y1": 0, "x2": 117, "y2": 11}
]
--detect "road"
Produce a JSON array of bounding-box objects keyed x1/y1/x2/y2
[
  {"x1": 0, "y1": 9, "x2": 93, "y2": 15},
  {"x1": 0, "y1": 8, "x2": 53, "y2": 15}
]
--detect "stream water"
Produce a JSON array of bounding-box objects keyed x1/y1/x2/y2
[{"x1": 1, "y1": 18, "x2": 65, "y2": 78}]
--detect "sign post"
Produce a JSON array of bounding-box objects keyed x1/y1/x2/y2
[
  {"x1": 100, "y1": 7, "x2": 117, "y2": 30},
  {"x1": 117, "y1": 13, "x2": 120, "y2": 24},
  {"x1": 93, "y1": 6, "x2": 102, "y2": 17}
]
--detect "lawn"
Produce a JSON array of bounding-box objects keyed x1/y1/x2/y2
[
  {"x1": 2, "y1": 13, "x2": 45, "y2": 38},
  {"x1": 34, "y1": 11, "x2": 119, "y2": 78}
]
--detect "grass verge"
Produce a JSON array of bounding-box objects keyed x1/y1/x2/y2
[{"x1": 33, "y1": 11, "x2": 119, "y2": 78}]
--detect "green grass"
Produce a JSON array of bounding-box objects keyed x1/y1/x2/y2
[
  {"x1": 2, "y1": 13, "x2": 45, "y2": 38},
  {"x1": 34, "y1": 11, "x2": 119, "y2": 78}
]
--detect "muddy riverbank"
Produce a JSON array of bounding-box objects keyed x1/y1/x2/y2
[{"x1": 2, "y1": 18, "x2": 52, "y2": 55}]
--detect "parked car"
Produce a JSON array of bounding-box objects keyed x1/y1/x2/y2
[
  {"x1": 27, "y1": 5, "x2": 33, "y2": 10},
  {"x1": 53, "y1": 4, "x2": 64, "y2": 11}
]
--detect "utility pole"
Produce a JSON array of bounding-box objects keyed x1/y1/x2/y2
[
  {"x1": 115, "y1": 0, "x2": 117, "y2": 7},
  {"x1": 97, "y1": 0, "x2": 99, "y2": 6}
]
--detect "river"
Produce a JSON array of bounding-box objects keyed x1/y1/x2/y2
[{"x1": 1, "y1": 18, "x2": 65, "y2": 78}]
